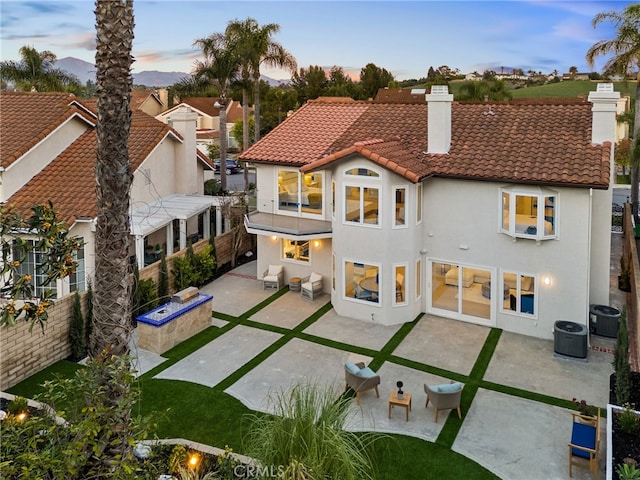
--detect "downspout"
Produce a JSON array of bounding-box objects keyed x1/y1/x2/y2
[{"x1": 586, "y1": 188, "x2": 593, "y2": 346}]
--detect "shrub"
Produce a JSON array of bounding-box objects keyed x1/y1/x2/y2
[
  {"x1": 191, "y1": 245, "x2": 216, "y2": 286},
  {"x1": 614, "y1": 307, "x2": 631, "y2": 405},
  {"x1": 616, "y1": 461, "x2": 640, "y2": 480},
  {"x1": 7, "y1": 396, "x2": 28, "y2": 415},
  {"x1": 173, "y1": 255, "x2": 195, "y2": 291},
  {"x1": 244, "y1": 383, "x2": 382, "y2": 480},
  {"x1": 158, "y1": 251, "x2": 170, "y2": 302},
  {"x1": 618, "y1": 405, "x2": 640, "y2": 436},
  {"x1": 69, "y1": 291, "x2": 86, "y2": 361}
]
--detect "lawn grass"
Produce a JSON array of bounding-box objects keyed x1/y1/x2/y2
[{"x1": 509, "y1": 80, "x2": 636, "y2": 100}]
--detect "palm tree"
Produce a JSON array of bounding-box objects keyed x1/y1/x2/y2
[
  {"x1": 247, "y1": 21, "x2": 297, "y2": 143},
  {"x1": 0, "y1": 45, "x2": 80, "y2": 92},
  {"x1": 586, "y1": 4, "x2": 640, "y2": 219},
  {"x1": 90, "y1": 0, "x2": 135, "y2": 472},
  {"x1": 92, "y1": 0, "x2": 135, "y2": 358},
  {"x1": 193, "y1": 33, "x2": 240, "y2": 192}
]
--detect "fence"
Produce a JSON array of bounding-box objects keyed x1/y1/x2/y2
[
  {"x1": 0, "y1": 228, "x2": 253, "y2": 390},
  {"x1": 624, "y1": 204, "x2": 640, "y2": 371}
]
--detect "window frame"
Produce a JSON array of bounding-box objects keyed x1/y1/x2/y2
[
  {"x1": 500, "y1": 186, "x2": 557, "y2": 240},
  {"x1": 281, "y1": 238, "x2": 311, "y2": 263},
  {"x1": 342, "y1": 166, "x2": 382, "y2": 227},
  {"x1": 393, "y1": 263, "x2": 408, "y2": 306},
  {"x1": 416, "y1": 183, "x2": 423, "y2": 224},
  {"x1": 343, "y1": 259, "x2": 382, "y2": 305},
  {"x1": 276, "y1": 168, "x2": 324, "y2": 217},
  {"x1": 393, "y1": 186, "x2": 408, "y2": 229},
  {"x1": 501, "y1": 270, "x2": 537, "y2": 317}
]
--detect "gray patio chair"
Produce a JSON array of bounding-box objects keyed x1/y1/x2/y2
[
  {"x1": 345, "y1": 360, "x2": 380, "y2": 404},
  {"x1": 301, "y1": 272, "x2": 323, "y2": 300},
  {"x1": 424, "y1": 381, "x2": 463, "y2": 422},
  {"x1": 263, "y1": 264, "x2": 284, "y2": 290}
]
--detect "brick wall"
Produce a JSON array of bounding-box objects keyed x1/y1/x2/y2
[{"x1": 1, "y1": 292, "x2": 84, "y2": 390}]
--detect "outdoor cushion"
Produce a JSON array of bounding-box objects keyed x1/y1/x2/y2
[
  {"x1": 268, "y1": 265, "x2": 282, "y2": 275},
  {"x1": 570, "y1": 422, "x2": 596, "y2": 459},
  {"x1": 309, "y1": 272, "x2": 322, "y2": 283},
  {"x1": 356, "y1": 367, "x2": 377, "y2": 378},
  {"x1": 433, "y1": 382, "x2": 462, "y2": 393},
  {"x1": 345, "y1": 361, "x2": 360, "y2": 375}
]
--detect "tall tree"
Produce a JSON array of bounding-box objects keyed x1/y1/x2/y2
[
  {"x1": 91, "y1": 0, "x2": 136, "y2": 472},
  {"x1": 0, "y1": 45, "x2": 80, "y2": 92},
  {"x1": 193, "y1": 33, "x2": 240, "y2": 191},
  {"x1": 359, "y1": 63, "x2": 394, "y2": 99},
  {"x1": 586, "y1": 3, "x2": 640, "y2": 219},
  {"x1": 292, "y1": 65, "x2": 328, "y2": 103},
  {"x1": 92, "y1": 0, "x2": 135, "y2": 357}
]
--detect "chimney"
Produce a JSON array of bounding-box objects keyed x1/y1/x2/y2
[
  {"x1": 168, "y1": 106, "x2": 199, "y2": 194},
  {"x1": 426, "y1": 85, "x2": 454, "y2": 154},
  {"x1": 588, "y1": 83, "x2": 620, "y2": 145}
]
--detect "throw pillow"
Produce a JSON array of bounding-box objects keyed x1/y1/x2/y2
[
  {"x1": 268, "y1": 265, "x2": 281, "y2": 275},
  {"x1": 345, "y1": 361, "x2": 360, "y2": 375},
  {"x1": 356, "y1": 367, "x2": 377, "y2": 378},
  {"x1": 436, "y1": 382, "x2": 463, "y2": 393},
  {"x1": 309, "y1": 272, "x2": 322, "y2": 283}
]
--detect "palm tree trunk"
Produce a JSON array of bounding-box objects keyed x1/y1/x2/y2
[
  {"x1": 242, "y1": 87, "x2": 249, "y2": 192},
  {"x1": 92, "y1": 0, "x2": 134, "y2": 357},
  {"x1": 219, "y1": 97, "x2": 228, "y2": 191},
  {"x1": 253, "y1": 72, "x2": 261, "y2": 143}
]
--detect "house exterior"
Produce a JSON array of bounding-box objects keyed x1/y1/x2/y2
[
  {"x1": 155, "y1": 97, "x2": 243, "y2": 155},
  {"x1": 1, "y1": 92, "x2": 216, "y2": 299},
  {"x1": 239, "y1": 84, "x2": 621, "y2": 340}
]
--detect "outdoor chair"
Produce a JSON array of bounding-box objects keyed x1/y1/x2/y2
[
  {"x1": 344, "y1": 360, "x2": 380, "y2": 404},
  {"x1": 263, "y1": 264, "x2": 284, "y2": 290},
  {"x1": 568, "y1": 409, "x2": 600, "y2": 479},
  {"x1": 424, "y1": 382, "x2": 463, "y2": 423},
  {"x1": 301, "y1": 272, "x2": 323, "y2": 300}
]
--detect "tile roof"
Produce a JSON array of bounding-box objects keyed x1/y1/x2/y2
[
  {"x1": 7, "y1": 111, "x2": 192, "y2": 226},
  {"x1": 241, "y1": 98, "x2": 611, "y2": 189},
  {"x1": 374, "y1": 88, "x2": 427, "y2": 104},
  {"x1": 0, "y1": 92, "x2": 96, "y2": 169},
  {"x1": 181, "y1": 97, "x2": 225, "y2": 116}
]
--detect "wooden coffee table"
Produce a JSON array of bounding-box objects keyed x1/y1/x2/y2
[{"x1": 388, "y1": 391, "x2": 412, "y2": 421}]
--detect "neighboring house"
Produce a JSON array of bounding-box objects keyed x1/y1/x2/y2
[
  {"x1": 375, "y1": 88, "x2": 427, "y2": 104},
  {"x1": 155, "y1": 97, "x2": 243, "y2": 155},
  {"x1": 239, "y1": 84, "x2": 620, "y2": 340},
  {"x1": 1, "y1": 92, "x2": 217, "y2": 299},
  {"x1": 131, "y1": 89, "x2": 165, "y2": 117}
]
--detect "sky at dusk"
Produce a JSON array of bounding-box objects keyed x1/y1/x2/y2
[{"x1": 0, "y1": 0, "x2": 634, "y2": 81}]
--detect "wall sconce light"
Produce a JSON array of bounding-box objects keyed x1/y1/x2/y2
[
  {"x1": 314, "y1": 240, "x2": 320, "y2": 248},
  {"x1": 271, "y1": 236, "x2": 277, "y2": 241},
  {"x1": 544, "y1": 276, "x2": 551, "y2": 286}
]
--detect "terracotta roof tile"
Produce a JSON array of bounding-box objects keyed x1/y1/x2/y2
[
  {"x1": 242, "y1": 99, "x2": 610, "y2": 189},
  {"x1": 1, "y1": 92, "x2": 96, "y2": 169},
  {"x1": 7, "y1": 110, "x2": 177, "y2": 226}
]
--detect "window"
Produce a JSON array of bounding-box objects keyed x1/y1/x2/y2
[
  {"x1": 344, "y1": 260, "x2": 379, "y2": 303},
  {"x1": 331, "y1": 181, "x2": 336, "y2": 219},
  {"x1": 282, "y1": 239, "x2": 309, "y2": 262},
  {"x1": 277, "y1": 169, "x2": 323, "y2": 215},
  {"x1": 416, "y1": 183, "x2": 423, "y2": 224},
  {"x1": 503, "y1": 271, "x2": 536, "y2": 315},
  {"x1": 344, "y1": 185, "x2": 379, "y2": 225},
  {"x1": 394, "y1": 264, "x2": 407, "y2": 305},
  {"x1": 500, "y1": 186, "x2": 556, "y2": 240},
  {"x1": 13, "y1": 240, "x2": 56, "y2": 299},
  {"x1": 345, "y1": 167, "x2": 379, "y2": 177},
  {"x1": 394, "y1": 187, "x2": 407, "y2": 227},
  {"x1": 416, "y1": 259, "x2": 421, "y2": 299},
  {"x1": 68, "y1": 245, "x2": 85, "y2": 292}
]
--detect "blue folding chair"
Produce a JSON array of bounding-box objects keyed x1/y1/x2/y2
[{"x1": 568, "y1": 408, "x2": 600, "y2": 479}]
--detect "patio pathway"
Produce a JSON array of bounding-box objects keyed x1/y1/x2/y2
[{"x1": 136, "y1": 253, "x2": 623, "y2": 480}]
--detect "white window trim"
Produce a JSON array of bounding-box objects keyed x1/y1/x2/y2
[
  {"x1": 281, "y1": 238, "x2": 311, "y2": 264},
  {"x1": 416, "y1": 183, "x2": 423, "y2": 225},
  {"x1": 415, "y1": 258, "x2": 422, "y2": 301},
  {"x1": 276, "y1": 169, "x2": 324, "y2": 218},
  {"x1": 393, "y1": 185, "x2": 408, "y2": 229},
  {"x1": 342, "y1": 183, "x2": 381, "y2": 228},
  {"x1": 499, "y1": 186, "x2": 557, "y2": 241},
  {"x1": 393, "y1": 262, "x2": 408, "y2": 306},
  {"x1": 501, "y1": 270, "x2": 537, "y2": 318},
  {"x1": 343, "y1": 258, "x2": 382, "y2": 306}
]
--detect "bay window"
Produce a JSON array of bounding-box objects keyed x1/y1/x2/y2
[{"x1": 501, "y1": 186, "x2": 556, "y2": 240}]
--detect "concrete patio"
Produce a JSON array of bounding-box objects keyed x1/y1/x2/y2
[{"x1": 129, "y1": 243, "x2": 625, "y2": 480}]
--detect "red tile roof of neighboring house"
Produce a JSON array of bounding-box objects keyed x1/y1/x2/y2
[
  {"x1": 181, "y1": 97, "x2": 225, "y2": 116},
  {"x1": 374, "y1": 88, "x2": 427, "y2": 104},
  {"x1": 240, "y1": 98, "x2": 611, "y2": 189},
  {"x1": 7, "y1": 110, "x2": 211, "y2": 226},
  {"x1": 0, "y1": 92, "x2": 96, "y2": 169}
]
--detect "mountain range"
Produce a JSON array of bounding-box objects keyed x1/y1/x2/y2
[{"x1": 54, "y1": 57, "x2": 288, "y2": 87}]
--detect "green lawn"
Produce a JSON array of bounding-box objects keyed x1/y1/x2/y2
[{"x1": 509, "y1": 80, "x2": 636, "y2": 100}]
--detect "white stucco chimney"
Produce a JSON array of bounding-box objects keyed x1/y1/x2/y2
[
  {"x1": 426, "y1": 85, "x2": 454, "y2": 154},
  {"x1": 588, "y1": 83, "x2": 620, "y2": 145},
  {"x1": 168, "y1": 106, "x2": 199, "y2": 194}
]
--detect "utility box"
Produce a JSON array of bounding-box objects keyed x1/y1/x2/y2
[
  {"x1": 554, "y1": 321, "x2": 588, "y2": 359},
  {"x1": 589, "y1": 304, "x2": 621, "y2": 338}
]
